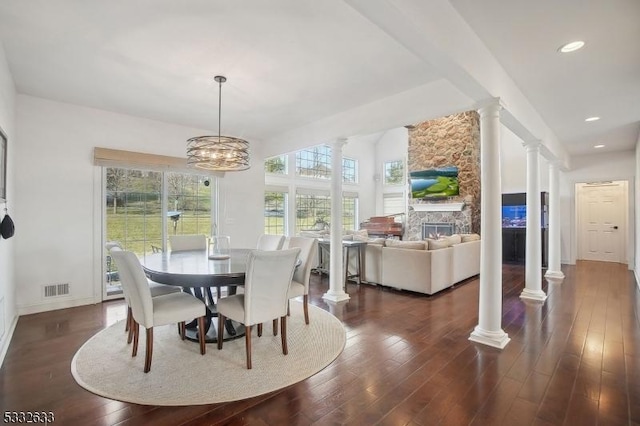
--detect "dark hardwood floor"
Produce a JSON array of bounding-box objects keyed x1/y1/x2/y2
[{"x1": 1, "y1": 261, "x2": 639, "y2": 425}]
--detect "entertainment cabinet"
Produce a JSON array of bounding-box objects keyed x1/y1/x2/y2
[{"x1": 502, "y1": 192, "x2": 548, "y2": 267}]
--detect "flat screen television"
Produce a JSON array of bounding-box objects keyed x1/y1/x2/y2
[
  {"x1": 502, "y1": 205, "x2": 526, "y2": 228},
  {"x1": 410, "y1": 166, "x2": 459, "y2": 199}
]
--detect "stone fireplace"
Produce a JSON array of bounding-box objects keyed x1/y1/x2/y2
[
  {"x1": 406, "y1": 111, "x2": 480, "y2": 240},
  {"x1": 405, "y1": 201, "x2": 472, "y2": 240}
]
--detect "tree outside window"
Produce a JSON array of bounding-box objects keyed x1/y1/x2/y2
[
  {"x1": 384, "y1": 160, "x2": 404, "y2": 185},
  {"x1": 265, "y1": 155, "x2": 287, "y2": 174}
]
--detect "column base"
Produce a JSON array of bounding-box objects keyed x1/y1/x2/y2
[
  {"x1": 322, "y1": 291, "x2": 350, "y2": 303},
  {"x1": 520, "y1": 288, "x2": 547, "y2": 302},
  {"x1": 469, "y1": 326, "x2": 510, "y2": 349},
  {"x1": 545, "y1": 270, "x2": 565, "y2": 280}
]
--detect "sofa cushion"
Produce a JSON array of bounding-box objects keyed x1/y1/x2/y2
[
  {"x1": 353, "y1": 234, "x2": 387, "y2": 245},
  {"x1": 427, "y1": 238, "x2": 452, "y2": 250},
  {"x1": 447, "y1": 234, "x2": 462, "y2": 245},
  {"x1": 461, "y1": 233, "x2": 481, "y2": 242},
  {"x1": 385, "y1": 239, "x2": 426, "y2": 250},
  {"x1": 346, "y1": 229, "x2": 368, "y2": 237},
  {"x1": 368, "y1": 238, "x2": 387, "y2": 245}
]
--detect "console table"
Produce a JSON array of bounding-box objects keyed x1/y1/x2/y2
[{"x1": 316, "y1": 239, "x2": 367, "y2": 290}]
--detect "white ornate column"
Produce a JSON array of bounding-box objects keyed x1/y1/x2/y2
[
  {"x1": 469, "y1": 100, "x2": 510, "y2": 349},
  {"x1": 323, "y1": 138, "x2": 350, "y2": 303},
  {"x1": 545, "y1": 160, "x2": 565, "y2": 281},
  {"x1": 520, "y1": 141, "x2": 547, "y2": 302}
]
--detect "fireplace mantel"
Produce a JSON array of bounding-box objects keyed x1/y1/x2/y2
[{"x1": 411, "y1": 202, "x2": 465, "y2": 212}]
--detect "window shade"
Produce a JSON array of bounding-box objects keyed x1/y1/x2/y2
[{"x1": 94, "y1": 147, "x2": 224, "y2": 177}]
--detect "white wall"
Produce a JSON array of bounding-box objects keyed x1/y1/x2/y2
[
  {"x1": 635, "y1": 135, "x2": 640, "y2": 287},
  {"x1": 374, "y1": 127, "x2": 408, "y2": 215},
  {"x1": 0, "y1": 43, "x2": 17, "y2": 362},
  {"x1": 560, "y1": 150, "x2": 636, "y2": 266},
  {"x1": 501, "y1": 125, "x2": 549, "y2": 194},
  {"x1": 14, "y1": 95, "x2": 264, "y2": 314},
  {"x1": 346, "y1": 135, "x2": 377, "y2": 222}
]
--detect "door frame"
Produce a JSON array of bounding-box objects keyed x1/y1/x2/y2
[{"x1": 574, "y1": 179, "x2": 630, "y2": 265}]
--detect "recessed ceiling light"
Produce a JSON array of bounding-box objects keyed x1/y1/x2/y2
[
  {"x1": 585, "y1": 116, "x2": 600, "y2": 122},
  {"x1": 558, "y1": 40, "x2": 585, "y2": 53},
  {"x1": 594, "y1": 144, "x2": 605, "y2": 149}
]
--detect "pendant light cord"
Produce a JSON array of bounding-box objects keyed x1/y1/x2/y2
[{"x1": 218, "y1": 77, "x2": 222, "y2": 143}]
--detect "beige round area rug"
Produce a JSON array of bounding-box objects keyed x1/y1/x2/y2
[{"x1": 71, "y1": 301, "x2": 345, "y2": 405}]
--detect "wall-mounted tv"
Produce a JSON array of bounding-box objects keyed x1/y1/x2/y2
[{"x1": 410, "y1": 166, "x2": 459, "y2": 199}]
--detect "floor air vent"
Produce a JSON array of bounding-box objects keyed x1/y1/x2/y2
[{"x1": 43, "y1": 283, "x2": 70, "y2": 298}]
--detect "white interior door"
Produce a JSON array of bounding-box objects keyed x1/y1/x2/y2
[{"x1": 577, "y1": 181, "x2": 626, "y2": 263}]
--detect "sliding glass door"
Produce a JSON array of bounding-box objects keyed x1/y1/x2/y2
[{"x1": 103, "y1": 167, "x2": 214, "y2": 298}]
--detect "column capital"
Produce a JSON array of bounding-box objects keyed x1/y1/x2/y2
[
  {"x1": 476, "y1": 97, "x2": 503, "y2": 117},
  {"x1": 522, "y1": 139, "x2": 542, "y2": 151},
  {"x1": 332, "y1": 137, "x2": 348, "y2": 149}
]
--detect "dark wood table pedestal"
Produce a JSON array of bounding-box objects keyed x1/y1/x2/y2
[{"x1": 142, "y1": 249, "x2": 251, "y2": 343}]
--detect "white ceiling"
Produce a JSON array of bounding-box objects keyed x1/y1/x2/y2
[
  {"x1": 450, "y1": 0, "x2": 640, "y2": 156},
  {"x1": 0, "y1": 0, "x2": 638, "y2": 161}
]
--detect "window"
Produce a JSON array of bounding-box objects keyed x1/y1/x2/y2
[
  {"x1": 343, "y1": 158, "x2": 357, "y2": 183},
  {"x1": 295, "y1": 192, "x2": 357, "y2": 233},
  {"x1": 264, "y1": 191, "x2": 287, "y2": 235},
  {"x1": 296, "y1": 145, "x2": 331, "y2": 179},
  {"x1": 166, "y1": 172, "x2": 212, "y2": 237},
  {"x1": 265, "y1": 155, "x2": 287, "y2": 174},
  {"x1": 106, "y1": 168, "x2": 163, "y2": 256},
  {"x1": 295, "y1": 145, "x2": 357, "y2": 182},
  {"x1": 383, "y1": 193, "x2": 405, "y2": 217},
  {"x1": 343, "y1": 195, "x2": 358, "y2": 230},
  {"x1": 384, "y1": 160, "x2": 404, "y2": 185}
]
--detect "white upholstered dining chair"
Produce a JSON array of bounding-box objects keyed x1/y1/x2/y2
[
  {"x1": 216, "y1": 248, "x2": 300, "y2": 369},
  {"x1": 256, "y1": 234, "x2": 285, "y2": 251},
  {"x1": 283, "y1": 236, "x2": 318, "y2": 325},
  {"x1": 110, "y1": 249, "x2": 207, "y2": 373},
  {"x1": 107, "y1": 245, "x2": 182, "y2": 342},
  {"x1": 169, "y1": 234, "x2": 207, "y2": 251}
]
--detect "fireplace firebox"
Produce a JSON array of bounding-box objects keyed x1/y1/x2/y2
[{"x1": 422, "y1": 222, "x2": 455, "y2": 239}]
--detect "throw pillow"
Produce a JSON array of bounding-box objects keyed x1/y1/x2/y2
[
  {"x1": 385, "y1": 239, "x2": 426, "y2": 250},
  {"x1": 461, "y1": 233, "x2": 481, "y2": 242}
]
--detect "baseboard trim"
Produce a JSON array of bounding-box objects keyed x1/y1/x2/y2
[
  {"x1": 18, "y1": 297, "x2": 97, "y2": 316},
  {"x1": 0, "y1": 315, "x2": 19, "y2": 368}
]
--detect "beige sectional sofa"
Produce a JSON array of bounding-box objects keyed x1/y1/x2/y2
[{"x1": 357, "y1": 234, "x2": 481, "y2": 295}]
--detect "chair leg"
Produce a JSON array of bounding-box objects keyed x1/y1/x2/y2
[
  {"x1": 197, "y1": 316, "x2": 206, "y2": 355},
  {"x1": 125, "y1": 306, "x2": 132, "y2": 332},
  {"x1": 287, "y1": 300, "x2": 290, "y2": 317},
  {"x1": 127, "y1": 314, "x2": 135, "y2": 344},
  {"x1": 217, "y1": 314, "x2": 224, "y2": 350},
  {"x1": 179, "y1": 322, "x2": 186, "y2": 340},
  {"x1": 280, "y1": 315, "x2": 288, "y2": 355},
  {"x1": 144, "y1": 327, "x2": 153, "y2": 373},
  {"x1": 245, "y1": 325, "x2": 252, "y2": 369},
  {"x1": 257, "y1": 323, "x2": 263, "y2": 337},
  {"x1": 272, "y1": 318, "x2": 278, "y2": 336},
  {"x1": 303, "y1": 294, "x2": 310, "y2": 325},
  {"x1": 131, "y1": 321, "x2": 139, "y2": 357}
]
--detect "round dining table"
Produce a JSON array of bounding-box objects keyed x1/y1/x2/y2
[{"x1": 141, "y1": 248, "x2": 251, "y2": 343}]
